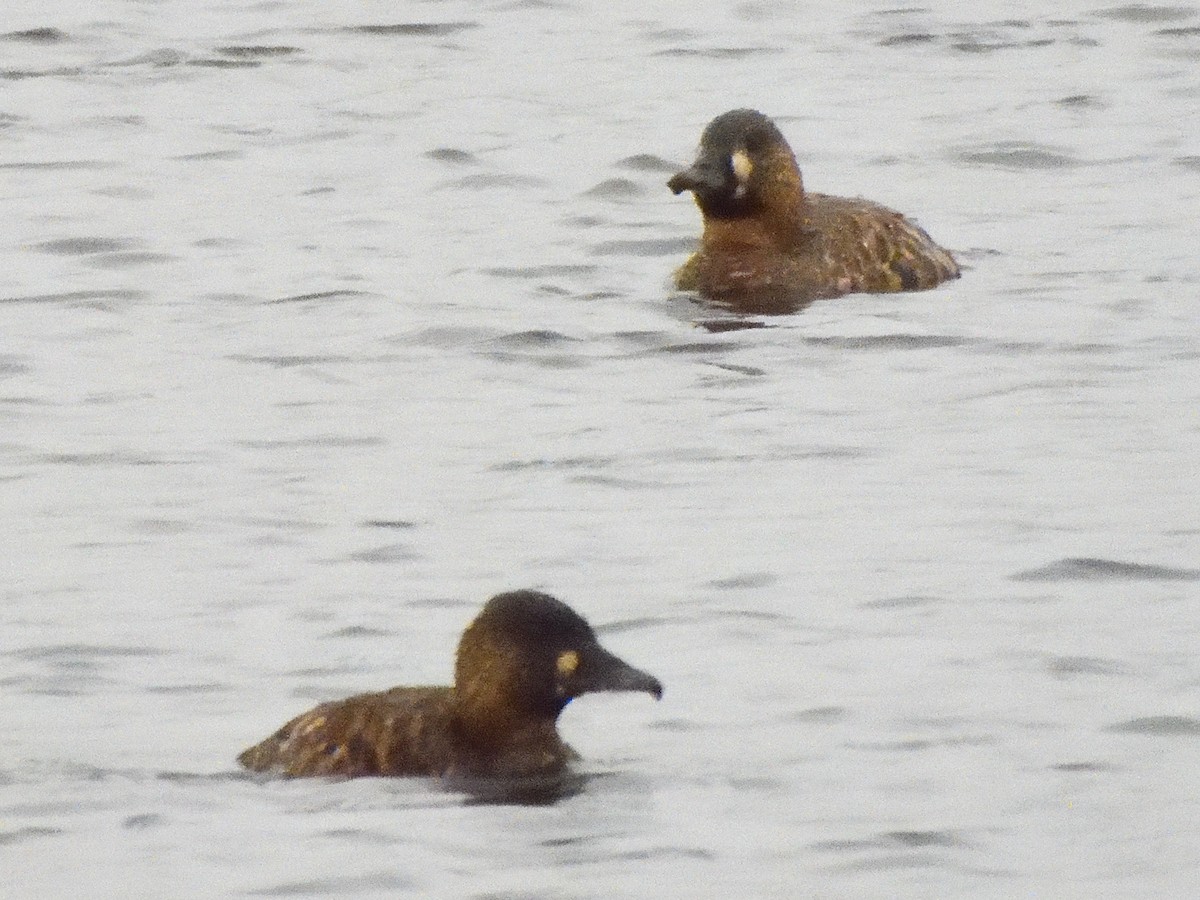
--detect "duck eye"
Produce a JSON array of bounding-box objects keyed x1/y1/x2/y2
[
  {"x1": 556, "y1": 650, "x2": 580, "y2": 677},
  {"x1": 730, "y1": 149, "x2": 753, "y2": 184}
]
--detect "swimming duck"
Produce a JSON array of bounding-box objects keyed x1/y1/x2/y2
[
  {"x1": 237, "y1": 590, "x2": 662, "y2": 778},
  {"x1": 668, "y1": 108, "x2": 959, "y2": 312}
]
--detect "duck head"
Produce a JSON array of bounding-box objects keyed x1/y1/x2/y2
[
  {"x1": 454, "y1": 590, "x2": 663, "y2": 723},
  {"x1": 668, "y1": 108, "x2": 805, "y2": 221}
]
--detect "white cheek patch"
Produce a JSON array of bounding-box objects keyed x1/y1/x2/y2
[
  {"x1": 556, "y1": 650, "x2": 580, "y2": 677},
  {"x1": 731, "y1": 149, "x2": 753, "y2": 199}
]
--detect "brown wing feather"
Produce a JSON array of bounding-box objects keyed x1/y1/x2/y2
[
  {"x1": 804, "y1": 193, "x2": 959, "y2": 293},
  {"x1": 238, "y1": 687, "x2": 455, "y2": 777}
]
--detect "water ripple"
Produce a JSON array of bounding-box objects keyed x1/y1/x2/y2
[
  {"x1": 1045, "y1": 655, "x2": 1127, "y2": 677},
  {"x1": 345, "y1": 23, "x2": 478, "y2": 37},
  {"x1": 425, "y1": 148, "x2": 477, "y2": 165},
  {"x1": 346, "y1": 543, "x2": 422, "y2": 564},
  {"x1": 32, "y1": 237, "x2": 136, "y2": 255},
  {"x1": 267, "y1": 290, "x2": 371, "y2": 304},
  {"x1": 249, "y1": 872, "x2": 417, "y2": 896},
  {"x1": 581, "y1": 178, "x2": 644, "y2": 200},
  {"x1": 1094, "y1": 5, "x2": 1196, "y2": 23},
  {"x1": 589, "y1": 237, "x2": 694, "y2": 257},
  {"x1": 214, "y1": 45, "x2": 301, "y2": 59},
  {"x1": 615, "y1": 153, "x2": 678, "y2": 173},
  {"x1": 1, "y1": 27, "x2": 68, "y2": 43},
  {"x1": 653, "y1": 46, "x2": 781, "y2": 59},
  {"x1": 1107, "y1": 715, "x2": 1200, "y2": 735},
  {"x1": 1012, "y1": 557, "x2": 1200, "y2": 581},
  {"x1": 954, "y1": 142, "x2": 1081, "y2": 170},
  {"x1": 0, "y1": 826, "x2": 62, "y2": 846},
  {"x1": 805, "y1": 334, "x2": 970, "y2": 351}
]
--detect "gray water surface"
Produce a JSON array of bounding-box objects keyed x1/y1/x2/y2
[{"x1": 3, "y1": 2, "x2": 1200, "y2": 897}]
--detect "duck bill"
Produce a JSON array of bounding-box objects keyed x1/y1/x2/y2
[
  {"x1": 667, "y1": 157, "x2": 728, "y2": 197},
  {"x1": 576, "y1": 646, "x2": 663, "y2": 700}
]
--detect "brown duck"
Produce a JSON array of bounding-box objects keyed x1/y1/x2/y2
[
  {"x1": 669, "y1": 108, "x2": 959, "y2": 313},
  {"x1": 237, "y1": 590, "x2": 662, "y2": 778}
]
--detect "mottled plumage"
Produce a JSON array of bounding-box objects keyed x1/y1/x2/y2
[
  {"x1": 238, "y1": 590, "x2": 662, "y2": 779},
  {"x1": 669, "y1": 109, "x2": 959, "y2": 313}
]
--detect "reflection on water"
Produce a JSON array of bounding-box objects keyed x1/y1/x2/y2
[{"x1": 456, "y1": 771, "x2": 590, "y2": 807}]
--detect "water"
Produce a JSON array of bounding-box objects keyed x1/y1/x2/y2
[{"x1": 3, "y1": 1, "x2": 1200, "y2": 896}]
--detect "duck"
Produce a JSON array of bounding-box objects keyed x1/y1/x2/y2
[
  {"x1": 237, "y1": 590, "x2": 662, "y2": 778},
  {"x1": 668, "y1": 108, "x2": 959, "y2": 313}
]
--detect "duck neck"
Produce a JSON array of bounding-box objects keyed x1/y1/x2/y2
[
  {"x1": 451, "y1": 673, "x2": 565, "y2": 748},
  {"x1": 450, "y1": 689, "x2": 568, "y2": 776},
  {"x1": 704, "y1": 165, "x2": 808, "y2": 253}
]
